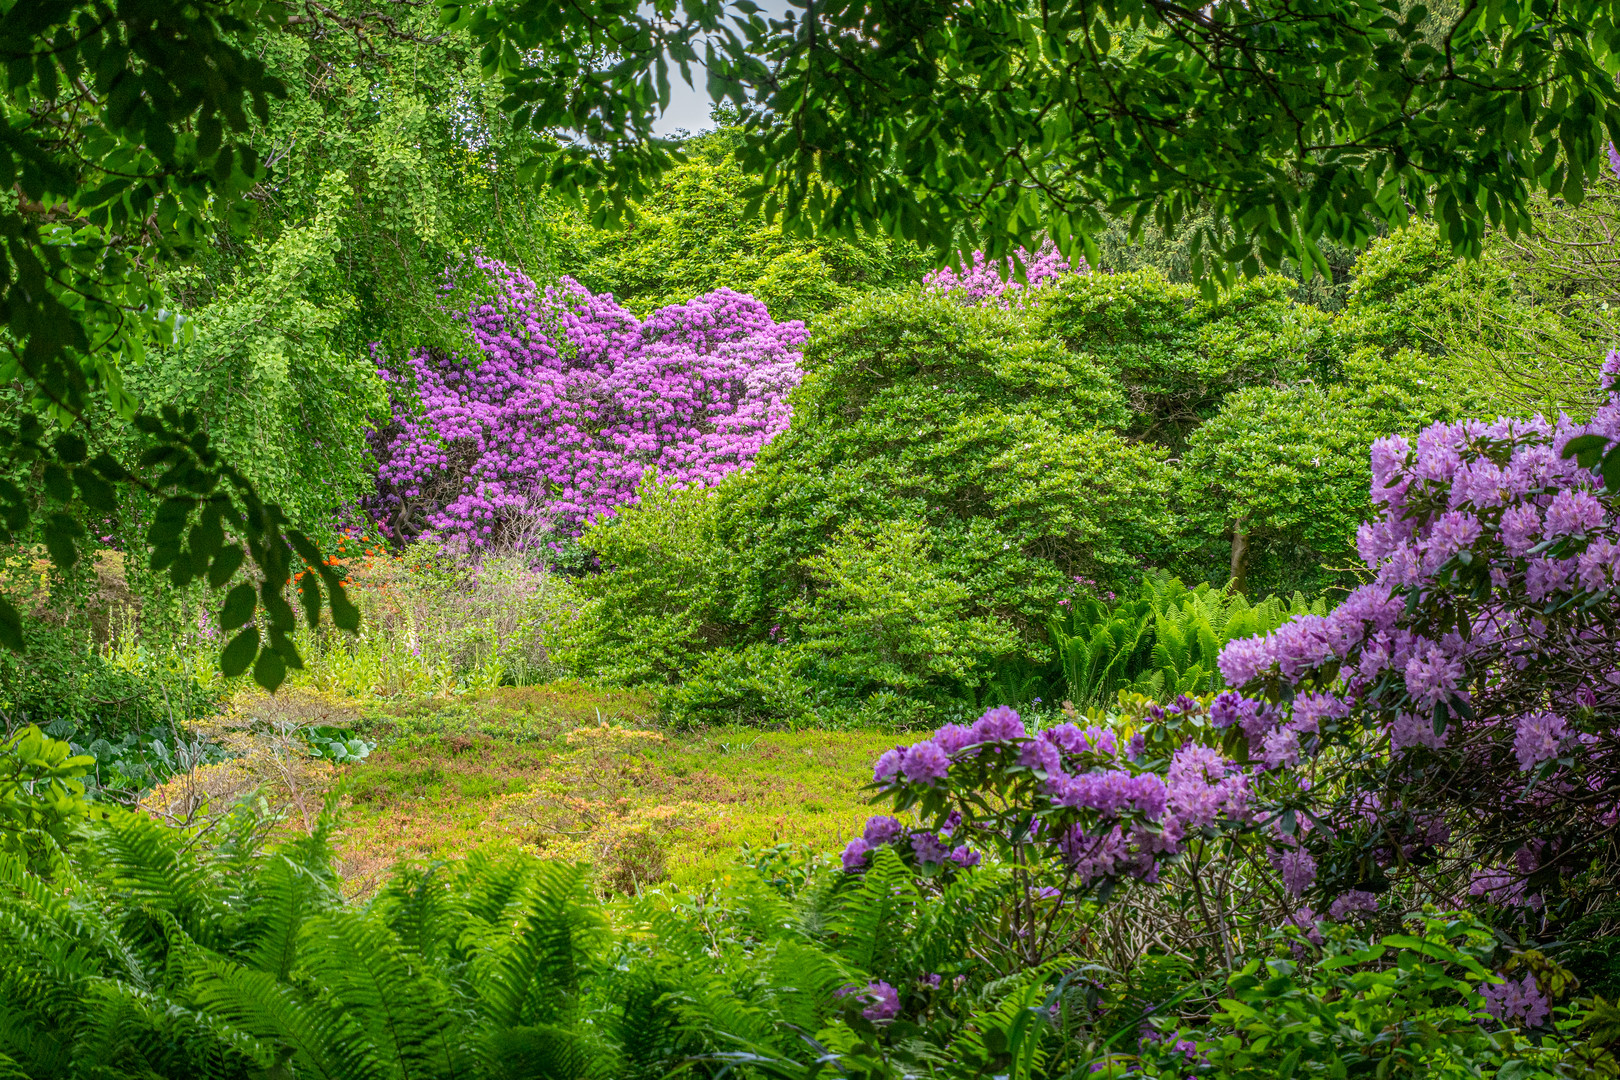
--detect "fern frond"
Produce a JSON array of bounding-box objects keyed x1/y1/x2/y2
[
  {"x1": 485, "y1": 1022, "x2": 615, "y2": 1080},
  {"x1": 84, "y1": 811, "x2": 223, "y2": 952},
  {"x1": 827, "y1": 846, "x2": 916, "y2": 971},
  {"x1": 243, "y1": 855, "x2": 338, "y2": 981},
  {"x1": 188, "y1": 953, "x2": 380, "y2": 1080},
  {"x1": 298, "y1": 909, "x2": 473, "y2": 1079},
  {"x1": 469, "y1": 860, "x2": 607, "y2": 1029}
]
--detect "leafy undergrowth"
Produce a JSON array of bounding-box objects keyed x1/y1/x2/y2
[{"x1": 149, "y1": 682, "x2": 895, "y2": 897}]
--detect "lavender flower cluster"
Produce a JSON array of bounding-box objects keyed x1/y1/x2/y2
[
  {"x1": 1214, "y1": 355, "x2": 1620, "y2": 910},
  {"x1": 370, "y1": 258, "x2": 805, "y2": 547},
  {"x1": 842, "y1": 705, "x2": 1250, "y2": 887},
  {"x1": 922, "y1": 243, "x2": 1086, "y2": 306},
  {"x1": 1480, "y1": 972, "x2": 1551, "y2": 1028}
]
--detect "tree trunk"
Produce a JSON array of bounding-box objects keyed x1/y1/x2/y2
[{"x1": 1228, "y1": 516, "x2": 1250, "y2": 596}]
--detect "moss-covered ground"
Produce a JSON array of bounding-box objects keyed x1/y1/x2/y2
[{"x1": 295, "y1": 683, "x2": 894, "y2": 894}]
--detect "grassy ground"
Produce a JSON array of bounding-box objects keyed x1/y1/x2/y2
[{"x1": 169, "y1": 683, "x2": 897, "y2": 896}]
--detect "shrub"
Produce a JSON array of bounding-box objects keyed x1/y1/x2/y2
[
  {"x1": 1211, "y1": 356, "x2": 1620, "y2": 989},
  {"x1": 1178, "y1": 346, "x2": 1498, "y2": 593},
  {"x1": 562, "y1": 239, "x2": 1507, "y2": 714},
  {"x1": 557, "y1": 479, "x2": 729, "y2": 686},
  {"x1": 0, "y1": 725, "x2": 94, "y2": 871},
  {"x1": 714, "y1": 288, "x2": 1169, "y2": 624},
  {"x1": 370, "y1": 257, "x2": 805, "y2": 548},
  {"x1": 790, "y1": 521, "x2": 1021, "y2": 705},
  {"x1": 1033, "y1": 271, "x2": 1338, "y2": 447}
]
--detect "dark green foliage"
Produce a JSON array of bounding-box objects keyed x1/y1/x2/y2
[
  {"x1": 0, "y1": 621, "x2": 213, "y2": 741},
  {"x1": 0, "y1": 4, "x2": 378, "y2": 687},
  {"x1": 1034, "y1": 273, "x2": 1337, "y2": 448},
  {"x1": 458, "y1": 0, "x2": 1620, "y2": 296}
]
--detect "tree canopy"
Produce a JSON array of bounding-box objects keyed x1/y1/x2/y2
[{"x1": 451, "y1": 0, "x2": 1620, "y2": 284}]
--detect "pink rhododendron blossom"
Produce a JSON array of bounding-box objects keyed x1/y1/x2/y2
[
  {"x1": 371, "y1": 259, "x2": 804, "y2": 546},
  {"x1": 923, "y1": 243, "x2": 1085, "y2": 306},
  {"x1": 1482, "y1": 973, "x2": 1550, "y2": 1028},
  {"x1": 1513, "y1": 711, "x2": 1569, "y2": 770}
]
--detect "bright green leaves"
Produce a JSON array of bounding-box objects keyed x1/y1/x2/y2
[
  {"x1": 1208, "y1": 917, "x2": 1513, "y2": 1080},
  {"x1": 0, "y1": 725, "x2": 95, "y2": 872}
]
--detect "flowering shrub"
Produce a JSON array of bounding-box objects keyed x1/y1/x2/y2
[
  {"x1": 370, "y1": 257, "x2": 805, "y2": 547},
  {"x1": 1213, "y1": 358, "x2": 1620, "y2": 948},
  {"x1": 922, "y1": 243, "x2": 1085, "y2": 305},
  {"x1": 840, "y1": 700, "x2": 1253, "y2": 965}
]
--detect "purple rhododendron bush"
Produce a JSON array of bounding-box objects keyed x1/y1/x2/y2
[
  {"x1": 826, "y1": 696, "x2": 1608, "y2": 1077},
  {"x1": 1213, "y1": 356, "x2": 1620, "y2": 932},
  {"x1": 368, "y1": 256, "x2": 805, "y2": 548},
  {"x1": 812, "y1": 365, "x2": 1620, "y2": 1074}
]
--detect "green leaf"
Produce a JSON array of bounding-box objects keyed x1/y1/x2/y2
[
  {"x1": 74, "y1": 470, "x2": 117, "y2": 512},
  {"x1": 208, "y1": 545, "x2": 244, "y2": 589},
  {"x1": 52, "y1": 432, "x2": 87, "y2": 464},
  {"x1": 42, "y1": 513, "x2": 81, "y2": 569},
  {"x1": 221, "y1": 582, "x2": 256, "y2": 630},
  {"x1": 253, "y1": 645, "x2": 286, "y2": 691},
  {"x1": 328, "y1": 586, "x2": 360, "y2": 631},
  {"x1": 1561, "y1": 432, "x2": 1609, "y2": 467},
  {"x1": 221, "y1": 627, "x2": 258, "y2": 678},
  {"x1": 41, "y1": 463, "x2": 73, "y2": 503},
  {"x1": 1603, "y1": 445, "x2": 1620, "y2": 493}
]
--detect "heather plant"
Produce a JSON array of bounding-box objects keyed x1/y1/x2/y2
[
  {"x1": 370, "y1": 256, "x2": 805, "y2": 548},
  {"x1": 1208, "y1": 357, "x2": 1620, "y2": 989}
]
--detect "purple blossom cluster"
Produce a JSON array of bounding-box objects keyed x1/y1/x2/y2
[
  {"x1": 370, "y1": 257, "x2": 804, "y2": 547},
  {"x1": 1214, "y1": 358, "x2": 1620, "y2": 918},
  {"x1": 1481, "y1": 972, "x2": 1550, "y2": 1028},
  {"x1": 836, "y1": 980, "x2": 901, "y2": 1023},
  {"x1": 841, "y1": 811, "x2": 980, "y2": 872},
  {"x1": 922, "y1": 243, "x2": 1087, "y2": 306},
  {"x1": 846, "y1": 705, "x2": 1251, "y2": 888}
]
